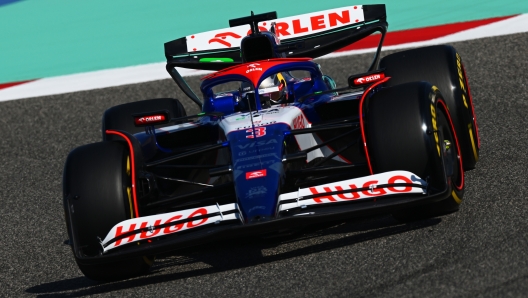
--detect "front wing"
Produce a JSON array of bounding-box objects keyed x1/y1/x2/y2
[{"x1": 69, "y1": 170, "x2": 450, "y2": 264}]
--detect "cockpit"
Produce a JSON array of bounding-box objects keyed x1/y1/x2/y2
[{"x1": 200, "y1": 65, "x2": 327, "y2": 115}]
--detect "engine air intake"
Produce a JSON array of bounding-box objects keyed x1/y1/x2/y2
[{"x1": 241, "y1": 35, "x2": 274, "y2": 62}]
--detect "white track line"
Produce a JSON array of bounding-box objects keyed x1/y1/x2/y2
[
  {"x1": 1, "y1": 14, "x2": 527, "y2": 102},
  {"x1": 0, "y1": 64, "x2": 213, "y2": 102}
]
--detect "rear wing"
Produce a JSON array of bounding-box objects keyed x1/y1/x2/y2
[
  {"x1": 165, "y1": 4, "x2": 386, "y2": 71},
  {"x1": 164, "y1": 4, "x2": 387, "y2": 108}
]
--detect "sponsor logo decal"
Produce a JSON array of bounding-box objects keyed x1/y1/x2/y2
[
  {"x1": 236, "y1": 153, "x2": 276, "y2": 163},
  {"x1": 245, "y1": 186, "x2": 268, "y2": 199},
  {"x1": 134, "y1": 114, "x2": 167, "y2": 125},
  {"x1": 246, "y1": 169, "x2": 267, "y2": 179},
  {"x1": 293, "y1": 114, "x2": 307, "y2": 129},
  {"x1": 237, "y1": 139, "x2": 278, "y2": 149},
  {"x1": 102, "y1": 204, "x2": 239, "y2": 251},
  {"x1": 274, "y1": 10, "x2": 353, "y2": 37},
  {"x1": 208, "y1": 32, "x2": 243, "y2": 48},
  {"x1": 234, "y1": 121, "x2": 279, "y2": 130},
  {"x1": 353, "y1": 73, "x2": 385, "y2": 85},
  {"x1": 246, "y1": 63, "x2": 263, "y2": 74},
  {"x1": 248, "y1": 205, "x2": 266, "y2": 213},
  {"x1": 240, "y1": 145, "x2": 275, "y2": 155},
  {"x1": 239, "y1": 109, "x2": 279, "y2": 118},
  {"x1": 277, "y1": 171, "x2": 427, "y2": 211},
  {"x1": 112, "y1": 208, "x2": 208, "y2": 247},
  {"x1": 236, "y1": 160, "x2": 276, "y2": 169},
  {"x1": 309, "y1": 175, "x2": 415, "y2": 202},
  {"x1": 264, "y1": 108, "x2": 280, "y2": 114}
]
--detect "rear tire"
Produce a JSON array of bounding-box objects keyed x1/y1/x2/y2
[
  {"x1": 380, "y1": 45, "x2": 479, "y2": 171},
  {"x1": 63, "y1": 141, "x2": 153, "y2": 281},
  {"x1": 102, "y1": 98, "x2": 186, "y2": 140},
  {"x1": 366, "y1": 82, "x2": 464, "y2": 221}
]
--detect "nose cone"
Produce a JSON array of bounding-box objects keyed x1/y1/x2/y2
[{"x1": 228, "y1": 123, "x2": 289, "y2": 223}]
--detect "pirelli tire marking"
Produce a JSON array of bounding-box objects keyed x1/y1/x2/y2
[
  {"x1": 468, "y1": 123, "x2": 479, "y2": 163},
  {"x1": 430, "y1": 103, "x2": 441, "y2": 157},
  {"x1": 456, "y1": 53, "x2": 469, "y2": 109},
  {"x1": 456, "y1": 52, "x2": 479, "y2": 162},
  {"x1": 430, "y1": 87, "x2": 441, "y2": 157},
  {"x1": 126, "y1": 155, "x2": 134, "y2": 219},
  {"x1": 452, "y1": 190, "x2": 462, "y2": 204}
]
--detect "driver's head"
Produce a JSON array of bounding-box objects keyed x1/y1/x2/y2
[{"x1": 259, "y1": 73, "x2": 288, "y2": 108}]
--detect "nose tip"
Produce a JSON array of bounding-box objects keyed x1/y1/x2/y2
[{"x1": 248, "y1": 215, "x2": 272, "y2": 223}]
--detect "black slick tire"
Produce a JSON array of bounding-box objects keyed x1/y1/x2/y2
[
  {"x1": 63, "y1": 141, "x2": 153, "y2": 281},
  {"x1": 380, "y1": 45, "x2": 479, "y2": 171}
]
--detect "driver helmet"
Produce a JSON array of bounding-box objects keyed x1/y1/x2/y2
[{"x1": 258, "y1": 72, "x2": 288, "y2": 108}]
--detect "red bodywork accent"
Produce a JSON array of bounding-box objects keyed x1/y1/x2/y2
[
  {"x1": 201, "y1": 58, "x2": 312, "y2": 86},
  {"x1": 437, "y1": 100, "x2": 465, "y2": 191},
  {"x1": 105, "y1": 130, "x2": 140, "y2": 218},
  {"x1": 358, "y1": 77, "x2": 391, "y2": 175}
]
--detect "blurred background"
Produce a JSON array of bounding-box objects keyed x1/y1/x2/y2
[{"x1": 1, "y1": 0, "x2": 527, "y2": 84}]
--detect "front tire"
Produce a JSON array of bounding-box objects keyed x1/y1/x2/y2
[
  {"x1": 366, "y1": 82, "x2": 465, "y2": 221},
  {"x1": 63, "y1": 141, "x2": 153, "y2": 281}
]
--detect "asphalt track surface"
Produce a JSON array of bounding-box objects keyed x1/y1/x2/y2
[{"x1": 1, "y1": 33, "x2": 527, "y2": 297}]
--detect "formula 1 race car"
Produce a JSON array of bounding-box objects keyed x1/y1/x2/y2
[{"x1": 63, "y1": 4, "x2": 480, "y2": 281}]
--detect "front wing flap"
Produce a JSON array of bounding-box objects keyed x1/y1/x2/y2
[
  {"x1": 278, "y1": 171, "x2": 427, "y2": 211},
  {"x1": 70, "y1": 170, "x2": 451, "y2": 263},
  {"x1": 101, "y1": 203, "x2": 240, "y2": 252}
]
